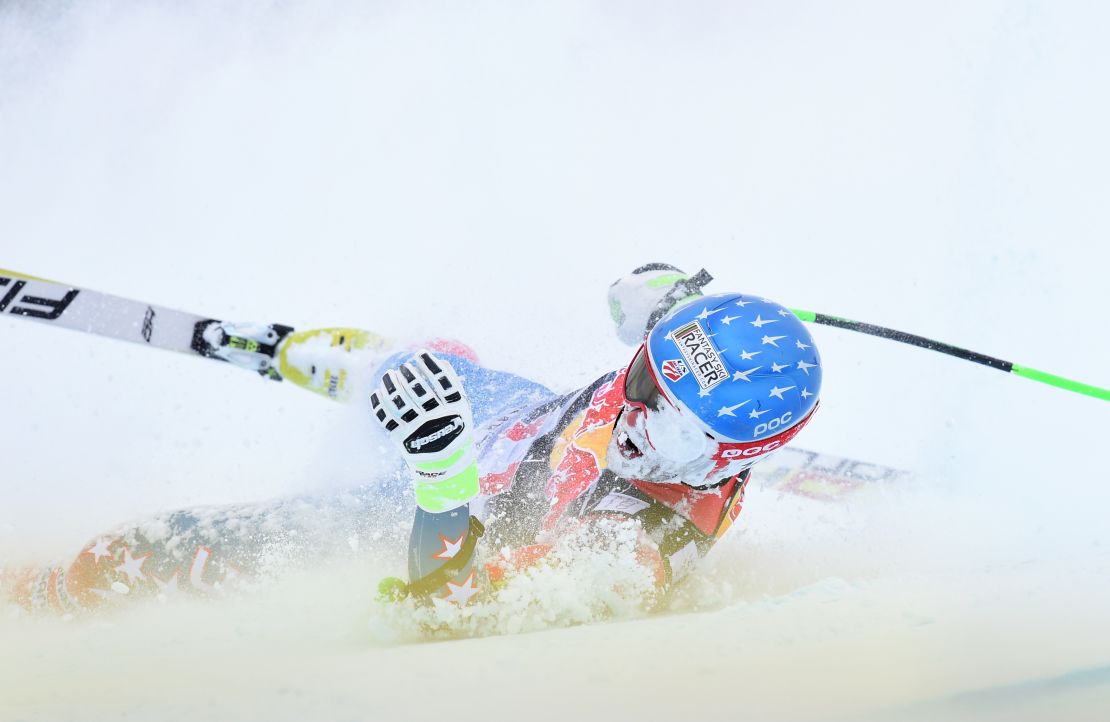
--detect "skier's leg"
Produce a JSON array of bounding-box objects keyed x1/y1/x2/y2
[{"x1": 3, "y1": 486, "x2": 395, "y2": 615}]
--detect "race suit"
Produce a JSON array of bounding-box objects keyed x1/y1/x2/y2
[{"x1": 6, "y1": 347, "x2": 750, "y2": 615}]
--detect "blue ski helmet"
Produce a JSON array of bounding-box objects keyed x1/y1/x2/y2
[{"x1": 642, "y1": 293, "x2": 821, "y2": 442}]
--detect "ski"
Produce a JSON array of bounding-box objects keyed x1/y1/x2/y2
[
  {"x1": 754, "y1": 446, "x2": 910, "y2": 501},
  {"x1": 0, "y1": 267, "x2": 294, "y2": 379},
  {"x1": 0, "y1": 268, "x2": 390, "y2": 400}
]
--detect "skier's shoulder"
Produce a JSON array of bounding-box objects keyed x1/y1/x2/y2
[{"x1": 533, "y1": 368, "x2": 625, "y2": 435}]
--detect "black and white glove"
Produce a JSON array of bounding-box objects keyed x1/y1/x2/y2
[
  {"x1": 607, "y1": 263, "x2": 714, "y2": 345},
  {"x1": 370, "y1": 351, "x2": 478, "y2": 513}
]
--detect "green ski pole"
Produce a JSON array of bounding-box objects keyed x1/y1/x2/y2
[{"x1": 791, "y1": 309, "x2": 1109, "y2": 402}]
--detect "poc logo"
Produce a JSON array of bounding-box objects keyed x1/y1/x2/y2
[
  {"x1": 0, "y1": 277, "x2": 79, "y2": 321},
  {"x1": 754, "y1": 410, "x2": 793, "y2": 438},
  {"x1": 721, "y1": 440, "x2": 783, "y2": 459}
]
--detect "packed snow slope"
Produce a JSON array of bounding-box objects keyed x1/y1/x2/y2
[{"x1": 1, "y1": 1, "x2": 1108, "y2": 720}]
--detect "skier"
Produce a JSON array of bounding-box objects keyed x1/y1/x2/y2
[{"x1": 4, "y1": 265, "x2": 822, "y2": 614}]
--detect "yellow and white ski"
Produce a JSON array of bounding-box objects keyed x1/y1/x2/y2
[{"x1": 0, "y1": 268, "x2": 388, "y2": 401}]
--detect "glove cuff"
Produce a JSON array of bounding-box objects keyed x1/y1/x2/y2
[{"x1": 412, "y1": 446, "x2": 479, "y2": 512}]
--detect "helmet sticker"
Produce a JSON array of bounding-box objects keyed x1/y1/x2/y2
[
  {"x1": 661, "y1": 359, "x2": 689, "y2": 382},
  {"x1": 669, "y1": 320, "x2": 728, "y2": 392}
]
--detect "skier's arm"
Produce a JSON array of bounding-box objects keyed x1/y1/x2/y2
[
  {"x1": 370, "y1": 352, "x2": 484, "y2": 604},
  {"x1": 607, "y1": 264, "x2": 714, "y2": 346}
]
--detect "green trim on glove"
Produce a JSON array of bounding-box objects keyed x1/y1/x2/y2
[
  {"x1": 645, "y1": 273, "x2": 688, "y2": 289},
  {"x1": 672, "y1": 293, "x2": 703, "y2": 309},
  {"x1": 609, "y1": 297, "x2": 625, "y2": 325},
  {"x1": 414, "y1": 462, "x2": 480, "y2": 512},
  {"x1": 413, "y1": 446, "x2": 468, "y2": 472}
]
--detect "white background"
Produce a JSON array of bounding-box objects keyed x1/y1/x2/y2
[{"x1": 1, "y1": 2, "x2": 1108, "y2": 720}]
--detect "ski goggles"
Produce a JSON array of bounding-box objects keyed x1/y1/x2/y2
[{"x1": 624, "y1": 344, "x2": 667, "y2": 411}]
